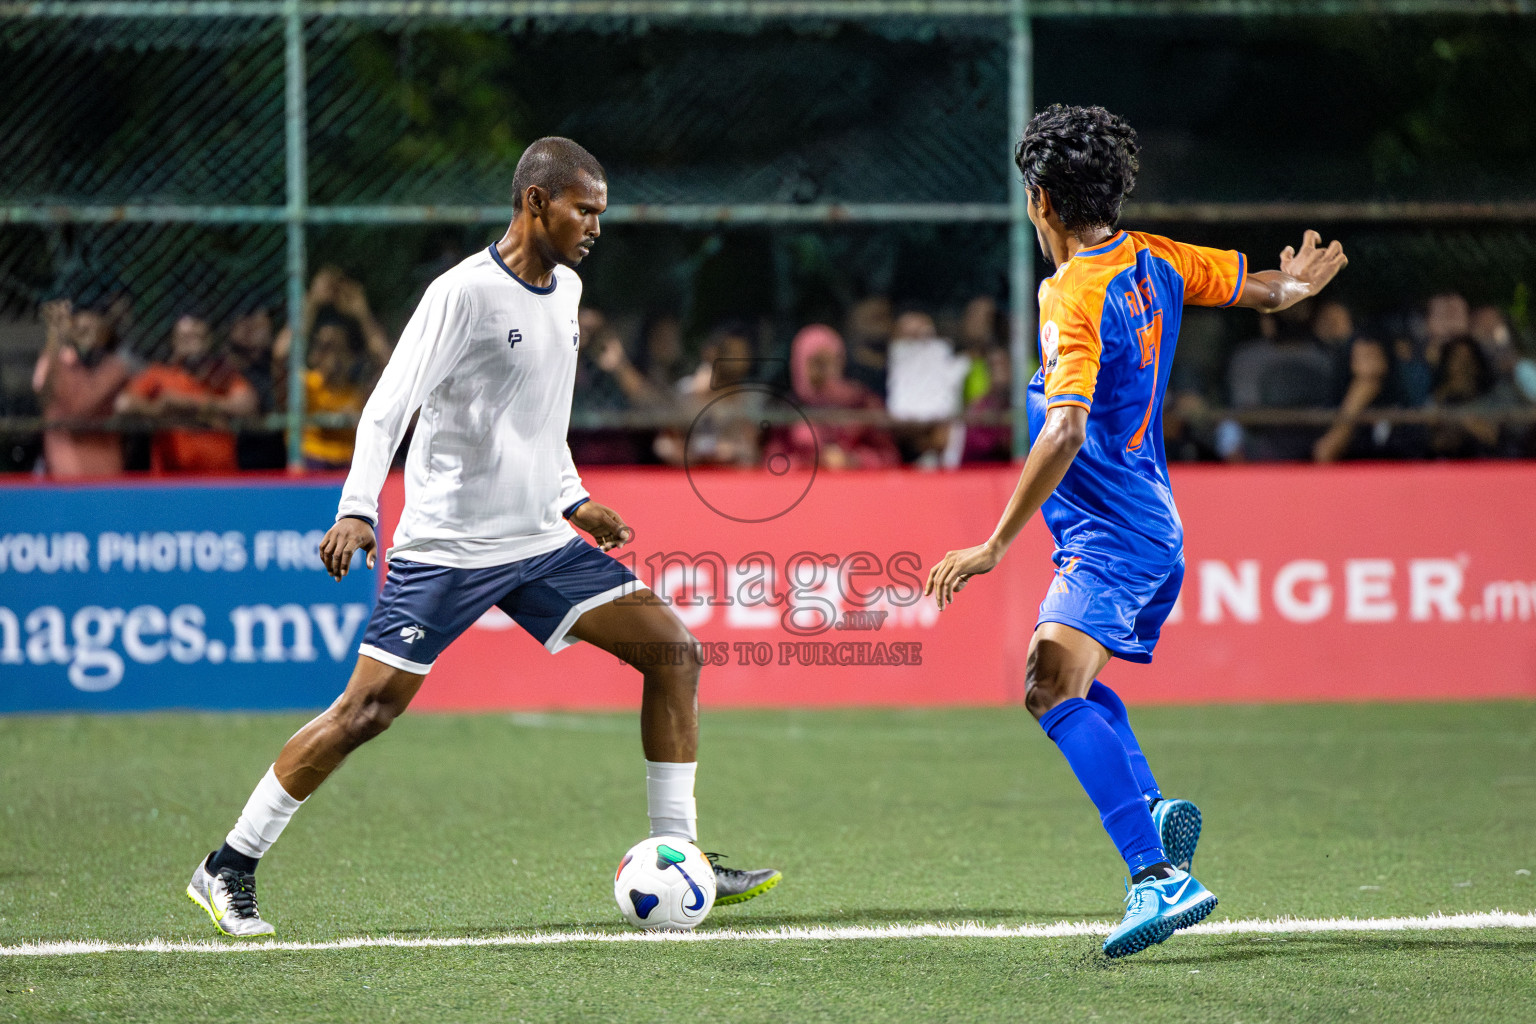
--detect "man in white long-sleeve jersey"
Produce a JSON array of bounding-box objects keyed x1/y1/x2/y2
[{"x1": 186, "y1": 137, "x2": 781, "y2": 937}]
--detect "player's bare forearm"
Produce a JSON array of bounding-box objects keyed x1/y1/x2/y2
[
  {"x1": 925, "y1": 405, "x2": 1085, "y2": 610},
  {"x1": 1235, "y1": 230, "x2": 1348, "y2": 313},
  {"x1": 989, "y1": 406, "x2": 1086, "y2": 553},
  {"x1": 1236, "y1": 270, "x2": 1311, "y2": 313}
]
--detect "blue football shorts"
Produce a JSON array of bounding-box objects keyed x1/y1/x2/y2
[
  {"x1": 1035, "y1": 548, "x2": 1184, "y2": 664},
  {"x1": 358, "y1": 537, "x2": 647, "y2": 674}
]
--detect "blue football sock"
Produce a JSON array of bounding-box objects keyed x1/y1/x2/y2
[
  {"x1": 1086, "y1": 680, "x2": 1162, "y2": 804},
  {"x1": 1039, "y1": 697, "x2": 1167, "y2": 875}
]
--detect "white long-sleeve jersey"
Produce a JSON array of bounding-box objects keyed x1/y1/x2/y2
[{"x1": 337, "y1": 246, "x2": 590, "y2": 568}]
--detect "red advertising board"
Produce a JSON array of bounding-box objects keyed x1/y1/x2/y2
[{"x1": 378, "y1": 463, "x2": 1536, "y2": 710}]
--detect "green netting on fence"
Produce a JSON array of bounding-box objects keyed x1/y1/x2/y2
[
  {"x1": 304, "y1": 20, "x2": 1007, "y2": 206},
  {"x1": 1, "y1": 2, "x2": 1534, "y2": 444},
  {"x1": 0, "y1": 17, "x2": 286, "y2": 207},
  {"x1": 0, "y1": 222, "x2": 285, "y2": 344}
]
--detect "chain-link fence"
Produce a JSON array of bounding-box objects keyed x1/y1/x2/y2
[{"x1": 2, "y1": 1, "x2": 1534, "y2": 471}]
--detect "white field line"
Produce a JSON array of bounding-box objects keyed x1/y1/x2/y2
[{"x1": 3, "y1": 911, "x2": 1534, "y2": 958}]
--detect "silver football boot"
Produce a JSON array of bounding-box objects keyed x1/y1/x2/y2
[
  {"x1": 187, "y1": 857, "x2": 275, "y2": 937},
  {"x1": 703, "y1": 852, "x2": 782, "y2": 906}
]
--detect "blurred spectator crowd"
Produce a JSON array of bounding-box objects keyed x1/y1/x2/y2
[
  {"x1": 1169, "y1": 293, "x2": 1536, "y2": 463},
  {"x1": 9, "y1": 271, "x2": 1536, "y2": 479},
  {"x1": 569, "y1": 295, "x2": 1014, "y2": 472},
  {"x1": 20, "y1": 266, "x2": 391, "y2": 477}
]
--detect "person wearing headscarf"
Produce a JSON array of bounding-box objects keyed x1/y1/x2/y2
[{"x1": 766, "y1": 325, "x2": 900, "y2": 470}]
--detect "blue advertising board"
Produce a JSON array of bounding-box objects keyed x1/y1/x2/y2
[{"x1": 0, "y1": 480, "x2": 377, "y2": 711}]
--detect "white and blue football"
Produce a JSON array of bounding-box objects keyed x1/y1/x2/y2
[{"x1": 613, "y1": 836, "x2": 716, "y2": 930}]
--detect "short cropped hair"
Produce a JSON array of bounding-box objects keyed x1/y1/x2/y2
[
  {"x1": 1014, "y1": 104, "x2": 1139, "y2": 232},
  {"x1": 511, "y1": 137, "x2": 606, "y2": 212}
]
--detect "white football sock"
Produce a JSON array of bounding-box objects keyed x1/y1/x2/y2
[
  {"x1": 225, "y1": 765, "x2": 306, "y2": 859},
  {"x1": 646, "y1": 760, "x2": 698, "y2": 842}
]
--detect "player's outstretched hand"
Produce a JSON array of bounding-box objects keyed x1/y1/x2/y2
[
  {"x1": 1279, "y1": 230, "x2": 1348, "y2": 297},
  {"x1": 925, "y1": 541, "x2": 1003, "y2": 611},
  {"x1": 319, "y1": 518, "x2": 376, "y2": 581},
  {"x1": 571, "y1": 501, "x2": 634, "y2": 552}
]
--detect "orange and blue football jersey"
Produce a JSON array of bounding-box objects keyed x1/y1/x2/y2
[{"x1": 1027, "y1": 230, "x2": 1246, "y2": 661}]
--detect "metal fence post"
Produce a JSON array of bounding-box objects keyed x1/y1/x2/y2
[
  {"x1": 284, "y1": 0, "x2": 309, "y2": 470},
  {"x1": 1008, "y1": 0, "x2": 1034, "y2": 460}
]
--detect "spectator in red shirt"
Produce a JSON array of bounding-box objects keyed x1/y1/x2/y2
[
  {"x1": 116, "y1": 313, "x2": 257, "y2": 474},
  {"x1": 31, "y1": 299, "x2": 132, "y2": 478}
]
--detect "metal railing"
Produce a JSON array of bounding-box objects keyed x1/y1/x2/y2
[{"x1": 11, "y1": 404, "x2": 1536, "y2": 434}]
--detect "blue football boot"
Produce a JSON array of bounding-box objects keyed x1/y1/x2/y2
[
  {"x1": 1151, "y1": 798, "x2": 1203, "y2": 872},
  {"x1": 1102, "y1": 868, "x2": 1218, "y2": 959}
]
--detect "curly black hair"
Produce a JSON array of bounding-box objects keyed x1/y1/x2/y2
[{"x1": 1014, "y1": 104, "x2": 1139, "y2": 232}]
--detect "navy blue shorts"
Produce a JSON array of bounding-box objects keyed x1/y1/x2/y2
[
  {"x1": 1035, "y1": 549, "x2": 1184, "y2": 664},
  {"x1": 358, "y1": 537, "x2": 646, "y2": 674}
]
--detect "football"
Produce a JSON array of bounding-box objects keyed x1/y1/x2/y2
[{"x1": 613, "y1": 836, "x2": 717, "y2": 930}]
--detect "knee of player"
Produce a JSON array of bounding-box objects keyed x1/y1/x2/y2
[
  {"x1": 338, "y1": 694, "x2": 402, "y2": 744},
  {"x1": 655, "y1": 654, "x2": 701, "y2": 692},
  {"x1": 1023, "y1": 663, "x2": 1068, "y2": 719},
  {"x1": 639, "y1": 642, "x2": 701, "y2": 695}
]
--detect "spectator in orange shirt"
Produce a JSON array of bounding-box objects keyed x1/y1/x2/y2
[
  {"x1": 275, "y1": 266, "x2": 392, "y2": 373},
  {"x1": 116, "y1": 313, "x2": 257, "y2": 474},
  {"x1": 300, "y1": 311, "x2": 374, "y2": 471},
  {"x1": 31, "y1": 298, "x2": 132, "y2": 478}
]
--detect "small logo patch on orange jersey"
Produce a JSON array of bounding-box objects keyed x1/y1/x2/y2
[{"x1": 1041, "y1": 320, "x2": 1060, "y2": 374}]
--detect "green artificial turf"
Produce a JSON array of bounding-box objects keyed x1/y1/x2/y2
[{"x1": 2, "y1": 703, "x2": 1534, "y2": 1022}]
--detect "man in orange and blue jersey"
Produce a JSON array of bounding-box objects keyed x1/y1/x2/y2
[{"x1": 925, "y1": 105, "x2": 1347, "y2": 958}]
